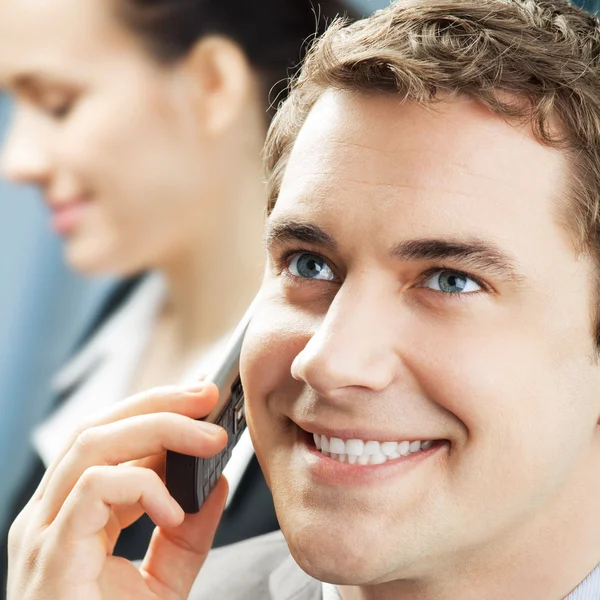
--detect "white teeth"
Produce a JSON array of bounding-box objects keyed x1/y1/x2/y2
[
  {"x1": 381, "y1": 441, "x2": 398, "y2": 456},
  {"x1": 346, "y1": 439, "x2": 364, "y2": 455},
  {"x1": 329, "y1": 437, "x2": 345, "y2": 454},
  {"x1": 313, "y1": 434, "x2": 437, "y2": 464},
  {"x1": 370, "y1": 453, "x2": 387, "y2": 465},
  {"x1": 364, "y1": 441, "x2": 380, "y2": 455}
]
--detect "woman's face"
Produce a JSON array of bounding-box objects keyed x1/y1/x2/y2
[{"x1": 0, "y1": 0, "x2": 224, "y2": 274}]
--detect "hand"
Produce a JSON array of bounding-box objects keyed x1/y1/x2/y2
[{"x1": 7, "y1": 382, "x2": 228, "y2": 600}]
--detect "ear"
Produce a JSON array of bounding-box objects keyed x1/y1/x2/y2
[{"x1": 181, "y1": 35, "x2": 256, "y2": 135}]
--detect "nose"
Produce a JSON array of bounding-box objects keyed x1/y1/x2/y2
[
  {"x1": 1, "y1": 104, "x2": 51, "y2": 186},
  {"x1": 291, "y1": 283, "x2": 399, "y2": 398}
]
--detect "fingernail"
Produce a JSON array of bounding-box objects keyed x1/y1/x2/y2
[
  {"x1": 184, "y1": 382, "x2": 207, "y2": 394},
  {"x1": 196, "y1": 420, "x2": 223, "y2": 436}
]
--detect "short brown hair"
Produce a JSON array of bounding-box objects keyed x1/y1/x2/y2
[{"x1": 264, "y1": 0, "x2": 600, "y2": 258}]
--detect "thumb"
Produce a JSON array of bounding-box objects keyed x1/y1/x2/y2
[{"x1": 141, "y1": 477, "x2": 229, "y2": 598}]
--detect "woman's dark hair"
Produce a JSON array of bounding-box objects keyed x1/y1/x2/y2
[{"x1": 117, "y1": 0, "x2": 358, "y2": 117}]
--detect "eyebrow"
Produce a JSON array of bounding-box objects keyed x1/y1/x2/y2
[
  {"x1": 390, "y1": 238, "x2": 521, "y2": 281},
  {"x1": 265, "y1": 219, "x2": 522, "y2": 282},
  {"x1": 265, "y1": 220, "x2": 337, "y2": 252}
]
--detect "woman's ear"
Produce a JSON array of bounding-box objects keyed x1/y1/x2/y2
[{"x1": 182, "y1": 35, "x2": 255, "y2": 136}]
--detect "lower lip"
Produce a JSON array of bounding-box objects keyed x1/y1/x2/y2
[
  {"x1": 50, "y1": 203, "x2": 88, "y2": 235},
  {"x1": 300, "y1": 433, "x2": 447, "y2": 486}
]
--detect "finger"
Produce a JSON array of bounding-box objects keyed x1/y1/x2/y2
[
  {"x1": 44, "y1": 465, "x2": 185, "y2": 589},
  {"x1": 122, "y1": 449, "x2": 166, "y2": 479},
  {"x1": 112, "y1": 453, "x2": 166, "y2": 530},
  {"x1": 40, "y1": 413, "x2": 227, "y2": 523},
  {"x1": 66, "y1": 453, "x2": 166, "y2": 535},
  {"x1": 141, "y1": 477, "x2": 229, "y2": 599},
  {"x1": 35, "y1": 382, "x2": 219, "y2": 499},
  {"x1": 53, "y1": 465, "x2": 183, "y2": 544},
  {"x1": 104, "y1": 510, "x2": 123, "y2": 554}
]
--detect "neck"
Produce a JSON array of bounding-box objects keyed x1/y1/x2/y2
[
  {"x1": 157, "y1": 155, "x2": 266, "y2": 361},
  {"x1": 339, "y1": 449, "x2": 600, "y2": 600}
]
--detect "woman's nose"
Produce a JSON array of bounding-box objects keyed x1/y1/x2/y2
[
  {"x1": 1, "y1": 106, "x2": 51, "y2": 186},
  {"x1": 291, "y1": 286, "x2": 400, "y2": 399}
]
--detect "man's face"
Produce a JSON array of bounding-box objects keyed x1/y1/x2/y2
[{"x1": 241, "y1": 90, "x2": 600, "y2": 585}]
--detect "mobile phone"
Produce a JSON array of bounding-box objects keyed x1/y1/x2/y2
[{"x1": 165, "y1": 304, "x2": 253, "y2": 513}]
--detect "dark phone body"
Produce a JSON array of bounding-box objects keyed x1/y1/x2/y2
[{"x1": 166, "y1": 307, "x2": 252, "y2": 513}]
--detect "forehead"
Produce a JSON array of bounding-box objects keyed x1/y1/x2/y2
[
  {"x1": 271, "y1": 90, "x2": 569, "y2": 253},
  {"x1": 0, "y1": 0, "x2": 140, "y2": 81}
]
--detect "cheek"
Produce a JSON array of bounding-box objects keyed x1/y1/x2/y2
[
  {"x1": 241, "y1": 299, "x2": 310, "y2": 454},
  {"x1": 242, "y1": 308, "x2": 299, "y2": 416},
  {"x1": 405, "y1": 309, "x2": 598, "y2": 502},
  {"x1": 403, "y1": 304, "x2": 584, "y2": 432},
  {"x1": 60, "y1": 79, "x2": 191, "y2": 190},
  {"x1": 59, "y1": 88, "x2": 208, "y2": 264}
]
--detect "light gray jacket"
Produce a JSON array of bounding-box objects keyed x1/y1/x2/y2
[{"x1": 190, "y1": 530, "x2": 321, "y2": 600}]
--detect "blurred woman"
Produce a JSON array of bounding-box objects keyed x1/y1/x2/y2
[{"x1": 0, "y1": 0, "x2": 355, "y2": 587}]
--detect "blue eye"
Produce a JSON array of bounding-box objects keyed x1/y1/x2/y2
[
  {"x1": 423, "y1": 270, "x2": 481, "y2": 294},
  {"x1": 287, "y1": 252, "x2": 336, "y2": 281}
]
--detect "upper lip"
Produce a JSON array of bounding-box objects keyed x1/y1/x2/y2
[
  {"x1": 294, "y1": 420, "x2": 442, "y2": 443},
  {"x1": 45, "y1": 195, "x2": 88, "y2": 210}
]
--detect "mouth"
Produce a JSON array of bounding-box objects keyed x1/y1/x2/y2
[
  {"x1": 295, "y1": 426, "x2": 448, "y2": 485},
  {"x1": 48, "y1": 198, "x2": 90, "y2": 235},
  {"x1": 312, "y1": 433, "x2": 440, "y2": 465}
]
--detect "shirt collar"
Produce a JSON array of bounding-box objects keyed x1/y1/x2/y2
[
  {"x1": 564, "y1": 562, "x2": 600, "y2": 599},
  {"x1": 50, "y1": 272, "x2": 166, "y2": 396},
  {"x1": 33, "y1": 273, "x2": 166, "y2": 466},
  {"x1": 321, "y1": 582, "x2": 341, "y2": 599},
  {"x1": 321, "y1": 563, "x2": 600, "y2": 600}
]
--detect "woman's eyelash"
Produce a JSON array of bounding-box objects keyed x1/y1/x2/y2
[{"x1": 44, "y1": 97, "x2": 75, "y2": 119}]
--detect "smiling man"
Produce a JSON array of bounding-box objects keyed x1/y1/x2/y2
[
  {"x1": 7, "y1": 1, "x2": 600, "y2": 600},
  {"x1": 234, "y1": 0, "x2": 600, "y2": 598}
]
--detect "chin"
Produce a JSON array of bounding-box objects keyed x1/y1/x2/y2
[
  {"x1": 64, "y1": 236, "x2": 145, "y2": 277},
  {"x1": 279, "y1": 510, "x2": 405, "y2": 586}
]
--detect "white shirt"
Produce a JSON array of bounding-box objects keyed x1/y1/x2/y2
[
  {"x1": 322, "y1": 582, "x2": 342, "y2": 599},
  {"x1": 321, "y1": 562, "x2": 600, "y2": 599},
  {"x1": 565, "y1": 562, "x2": 600, "y2": 599},
  {"x1": 33, "y1": 272, "x2": 254, "y2": 506}
]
